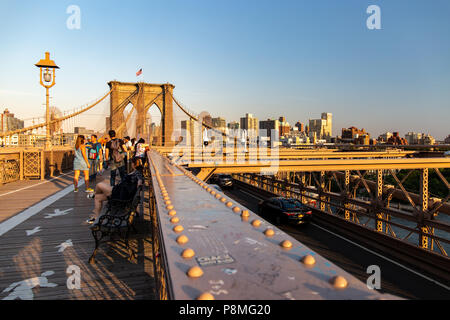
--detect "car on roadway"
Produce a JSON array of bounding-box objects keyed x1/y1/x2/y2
[
  {"x1": 258, "y1": 197, "x2": 312, "y2": 226},
  {"x1": 217, "y1": 174, "x2": 234, "y2": 189}
]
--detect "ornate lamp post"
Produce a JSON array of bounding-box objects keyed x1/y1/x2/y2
[{"x1": 35, "y1": 52, "x2": 59, "y2": 149}]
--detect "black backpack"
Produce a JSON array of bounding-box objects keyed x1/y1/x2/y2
[
  {"x1": 110, "y1": 139, "x2": 124, "y2": 162},
  {"x1": 111, "y1": 173, "x2": 138, "y2": 201}
]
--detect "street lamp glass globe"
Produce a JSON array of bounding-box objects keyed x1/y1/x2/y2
[{"x1": 43, "y1": 70, "x2": 52, "y2": 82}]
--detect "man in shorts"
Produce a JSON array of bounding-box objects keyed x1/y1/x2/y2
[{"x1": 86, "y1": 134, "x2": 103, "y2": 182}]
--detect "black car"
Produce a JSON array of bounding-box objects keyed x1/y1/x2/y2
[
  {"x1": 258, "y1": 197, "x2": 312, "y2": 225},
  {"x1": 217, "y1": 174, "x2": 234, "y2": 189}
]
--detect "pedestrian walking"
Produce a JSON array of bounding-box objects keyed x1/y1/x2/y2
[
  {"x1": 105, "y1": 130, "x2": 127, "y2": 186},
  {"x1": 73, "y1": 135, "x2": 92, "y2": 193}
]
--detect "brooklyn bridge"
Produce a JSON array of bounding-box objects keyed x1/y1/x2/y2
[{"x1": 0, "y1": 55, "x2": 449, "y2": 301}]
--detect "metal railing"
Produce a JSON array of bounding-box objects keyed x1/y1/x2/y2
[
  {"x1": 233, "y1": 172, "x2": 450, "y2": 258},
  {"x1": 0, "y1": 148, "x2": 75, "y2": 184},
  {"x1": 146, "y1": 150, "x2": 400, "y2": 300}
]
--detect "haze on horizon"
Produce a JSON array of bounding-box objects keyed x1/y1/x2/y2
[{"x1": 0, "y1": 0, "x2": 449, "y2": 139}]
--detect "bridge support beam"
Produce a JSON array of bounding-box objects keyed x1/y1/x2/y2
[
  {"x1": 320, "y1": 171, "x2": 326, "y2": 212},
  {"x1": 376, "y1": 169, "x2": 384, "y2": 233},
  {"x1": 420, "y1": 168, "x2": 429, "y2": 249},
  {"x1": 196, "y1": 167, "x2": 216, "y2": 181},
  {"x1": 344, "y1": 170, "x2": 351, "y2": 221}
]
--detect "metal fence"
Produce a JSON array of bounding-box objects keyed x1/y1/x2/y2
[{"x1": 0, "y1": 148, "x2": 75, "y2": 185}]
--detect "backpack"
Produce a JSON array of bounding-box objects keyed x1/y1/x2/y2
[
  {"x1": 110, "y1": 139, "x2": 124, "y2": 163},
  {"x1": 111, "y1": 172, "x2": 139, "y2": 202},
  {"x1": 88, "y1": 143, "x2": 99, "y2": 160}
]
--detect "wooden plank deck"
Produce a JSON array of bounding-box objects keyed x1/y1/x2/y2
[{"x1": 0, "y1": 171, "x2": 156, "y2": 300}]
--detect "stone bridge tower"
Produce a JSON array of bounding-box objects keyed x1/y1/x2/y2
[{"x1": 108, "y1": 81, "x2": 175, "y2": 146}]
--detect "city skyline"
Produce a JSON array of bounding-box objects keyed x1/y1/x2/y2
[{"x1": 0, "y1": 0, "x2": 449, "y2": 139}]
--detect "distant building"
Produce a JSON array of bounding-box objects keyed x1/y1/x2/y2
[
  {"x1": 280, "y1": 131, "x2": 310, "y2": 147},
  {"x1": 0, "y1": 109, "x2": 24, "y2": 133},
  {"x1": 309, "y1": 112, "x2": 332, "y2": 142},
  {"x1": 341, "y1": 126, "x2": 371, "y2": 145},
  {"x1": 212, "y1": 117, "x2": 226, "y2": 132},
  {"x1": 445, "y1": 134, "x2": 450, "y2": 144},
  {"x1": 278, "y1": 116, "x2": 290, "y2": 137},
  {"x1": 295, "y1": 122, "x2": 305, "y2": 132},
  {"x1": 377, "y1": 132, "x2": 393, "y2": 143},
  {"x1": 240, "y1": 113, "x2": 258, "y2": 137},
  {"x1": 387, "y1": 132, "x2": 408, "y2": 145},
  {"x1": 74, "y1": 127, "x2": 94, "y2": 135},
  {"x1": 260, "y1": 119, "x2": 279, "y2": 132},
  {"x1": 227, "y1": 121, "x2": 240, "y2": 130},
  {"x1": 202, "y1": 114, "x2": 213, "y2": 127},
  {"x1": 260, "y1": 118, "x2": 280, "y2": 142},
  {"x1": 405, "y1": 132, "x2": 436, "y2": 145},
  {"x1": 181, "y1": 119, "x2": 200, "y2": 146}
]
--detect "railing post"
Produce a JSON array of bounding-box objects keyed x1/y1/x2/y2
[
  {"x1": 320, "y1": 171, "x2": 326, "y2": 211},
  {"x1": 286, "y1": 181, "x2": 291, "y2": 198},
  {"x1": 50, "y1": 150, "x2": 54, "y2": 177},
  {"x1": 376, "y1": 169, "x2": 383, "y2": 232},
  {"x1": 420, "y1": 168, "x2": 429, "y2": 249},
  {"x1": 19, "y1": 150, "x2": 24, "y2": 180},
  {"x1": 344, "y1": 170, "x2": 350, "y2": 220},
  {"x1": 40, "y1": 150, "x2": 45, "y2": 180},
  {"x1": 300, "y1": 172, "x2": 307, "y2": 205}
]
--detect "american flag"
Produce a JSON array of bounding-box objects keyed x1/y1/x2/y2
[{"x1": 136, "y1": 68, "x2": 142, "y2": 76}]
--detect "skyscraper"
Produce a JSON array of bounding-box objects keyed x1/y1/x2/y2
[
  {"x1": 0, "y1": 109, "x2": 24, "y2": 133},
  {"x1": 212, "y1": 117, "x2": 226, "y2": 132},
  {"x1": 181, "y1": 119, "x2": 200, "y2": 146},
  {"x1": 308, "y1": 112, "x2": 332, "y2": 142},
  {"x1": 295, "y1": 122, "x2": 304, "y2": 132},
  {"x1": 240, "y1": 113, "x2": 258, "y2": 137}
]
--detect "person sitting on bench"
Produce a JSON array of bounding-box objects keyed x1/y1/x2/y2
[{"x1": 86, "y1": 157, "x2": 144, "y2": 224}]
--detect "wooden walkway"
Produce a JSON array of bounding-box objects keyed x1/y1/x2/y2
[{"x1": 0, "y1": 171, "x2": 156, "y2": 300}]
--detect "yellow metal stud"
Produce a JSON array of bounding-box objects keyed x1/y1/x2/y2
[
  {"x1": 280, "y1": 240, "x2": 292, "y2": 249},
  {"x1": 176, "y1": 235, "x2": 189, "y2": 245},
  {"x1": 187, "y1": 266, "x2": 204, "y2": 278},
  {"x1": 251, "y1": 219, "x2": 261, "y2": 228},
  {"x1": 168, "y1": 210, "x2": 177, "y2": 216},
  {"x1": 330, "y1": 276, "x2": 348, "y2": 289},
  {"x1": 173, "y1": 225, "x2": 184, "y2": 233},
  {"x1": 181, "y1": 248, "x2": 195, "y2": 259},
  {"x1": 301, "y1": 255, "x2": 316, "y2": 267},
  {"x1": 197, "y1": 292, "x2": 214, "y2": 300}
]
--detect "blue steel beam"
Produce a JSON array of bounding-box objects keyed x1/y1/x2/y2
[{"x1": 147, "y1": 150, "x2": 400, "y2": 300}]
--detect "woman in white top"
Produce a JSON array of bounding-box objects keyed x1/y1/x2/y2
[{"x1": 134, "y1": 138, "x2": 146, "y2": 159}]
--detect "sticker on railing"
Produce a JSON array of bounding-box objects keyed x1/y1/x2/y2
[{"x1": 196, "y1": 254, "x2": 235, "y2": 267}]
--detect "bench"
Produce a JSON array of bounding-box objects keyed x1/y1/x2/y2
[{"x1": 88, "y1": 185, "x2": 143, "y2": 264}]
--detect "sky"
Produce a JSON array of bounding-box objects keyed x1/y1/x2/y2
[{"x1": 0, "y1": 0, "x2": 449, "y2": 139}]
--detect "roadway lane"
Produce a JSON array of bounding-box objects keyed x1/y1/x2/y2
[{"x1": 222, "y1": 184, "x2": 450, "y2": 300}]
